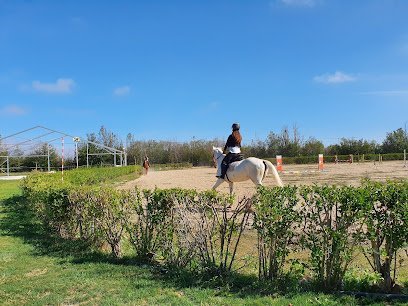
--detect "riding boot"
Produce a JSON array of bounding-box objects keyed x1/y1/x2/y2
[{"x1": 220, "y1": 163, "x2": 228, "y2": 179}]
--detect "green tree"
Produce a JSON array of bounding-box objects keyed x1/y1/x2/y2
[
  {"x1": 77, "y1": 126, "x2": 125, "y2": 167},
  {"x1": 381, "y1": 128, "x2": 408, "y2": 153},
  {"x1": 0, "y1": 134, "x2": 6, "y2": 155},
  {"x1": 301, "y1": 137, "x2": 324, "y2": 156},
  {"x1": 21, "y1": 143, "x2": 59, "y2": 171},
  {"x1": 326, "y1": 138, "x2": 378, "y2": 155},
  {"x1": 266, "y1": 126, "x2": 302, "y2": 157}
]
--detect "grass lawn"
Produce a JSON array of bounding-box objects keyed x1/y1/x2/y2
[{"x1": 0, "y1": 180, "x2": 404, "y2": 305}]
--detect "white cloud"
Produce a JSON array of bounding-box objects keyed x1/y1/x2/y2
[
  {"x1": 113, "y1": 86, "x2": 131, "y2": 96},
  {"x1": 313, "y1": 71, "x2": 356, "y2": 84},
  {"x1": 32, "y1": 78, "x2": 75, "y2": 94},
  {"x1": 0, "y1": 104, "x2": 27, "y2": 116},
  {"x1": 279, "y1": 0, "x2": 319, "y2": 7}
]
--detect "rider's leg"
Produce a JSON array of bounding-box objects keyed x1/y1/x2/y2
[
  {"x1": 220, "y1": 162, "x2": 228, "y2": 179},
  {"x1": 220, "y1": 153, "x2": 232, "y2": 179}
]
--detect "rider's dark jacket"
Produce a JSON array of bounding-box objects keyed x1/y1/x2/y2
[
  {"x1": 223, "y1": 134, "x2": 241, "y2": 154},
  {"x1": 223, "y1": 134, "x2": 242, "y2": 165}
]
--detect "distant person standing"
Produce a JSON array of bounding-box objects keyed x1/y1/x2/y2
[{"x1": 143, "y1": 155, "x2": 150, "y2": 175}]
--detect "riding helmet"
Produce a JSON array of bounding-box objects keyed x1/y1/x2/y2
[{"x1": 232, "y1": 123, "x2": 240, "y2": 131}]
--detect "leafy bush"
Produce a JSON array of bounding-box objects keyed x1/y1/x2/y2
[
  {"x1": 21, "y1": 175, "x2": 74, "y2": 237},
  {"x1": 298, "y1": 185, "x2": 367, "y2": 290},
  {"x1": 21, "y1": 169, "x2": 408, "y2": 293},
  {"x1": 125, "y1": 188, "x2": 194, "y2": 262},
  {"x1": 253, "y1": 186, "x2": 300, "y2": 280},
  {"x1": 360, "y1": 180, "x2": 408, "y2": 292},
  {"x1": 191, "y1": 192, "x2": 252, "y2": 276}
]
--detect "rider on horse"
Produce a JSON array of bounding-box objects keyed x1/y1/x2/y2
[{"x1": 219, "y1": 123, "x2": 244, "y2": 179}]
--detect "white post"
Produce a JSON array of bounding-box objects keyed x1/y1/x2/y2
[
  {"x1": 86, "y1": 143, "x2": 89, "y2": 168},
  {"x1": 47, "y1": 144, "x2": 51, "y2": 172},
  {"x1": 76, "y1": 142, "x2": 79, "y2": 169},
  {"x1": 61, "y1": 137, "x2": 64, "y2": 181}
]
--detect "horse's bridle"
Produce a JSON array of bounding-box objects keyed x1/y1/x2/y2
[
  {"x1": 212, "y1": 151, "x2": 223, "y2": 168},
  {"x1": 214, "y1": 153, "x2": 223, "y2": 160}
]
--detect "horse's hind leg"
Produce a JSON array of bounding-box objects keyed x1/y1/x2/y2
[
  {"x1": 250, "y1": 175, "x2": 263, "y2": 186},
  {"x1": 229, "y1": 182, "x2": 234, "y2": 195}
]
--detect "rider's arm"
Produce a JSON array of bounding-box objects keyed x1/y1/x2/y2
[{"x1": 224, "y1": 135, "x2": 234, "y2": 154}]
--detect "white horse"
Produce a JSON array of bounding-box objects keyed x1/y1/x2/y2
[{"x1": 211, "y1": 147, "x2": 283, "y2": 194}]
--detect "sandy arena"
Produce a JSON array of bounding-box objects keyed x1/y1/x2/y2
[{"x1": 120, "y1": 160, "x2": 408, "y2": 198}]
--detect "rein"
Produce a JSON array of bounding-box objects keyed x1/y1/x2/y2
[
  {"x1": 215, "y1": 154, "x2": 224, "y2": 160},
  {"x1": 213, "y1": 151, "x2": 224, "y2": 161}
]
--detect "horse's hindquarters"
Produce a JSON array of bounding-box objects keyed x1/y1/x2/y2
[{"x1": 226, "y1": 159, "x2": 257, "y2": 182}]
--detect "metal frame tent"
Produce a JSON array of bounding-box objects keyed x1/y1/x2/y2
[{"x1": 0, "y1": 126, "x2": 127, "y2": 176}]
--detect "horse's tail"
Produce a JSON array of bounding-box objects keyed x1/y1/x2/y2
[{"x1": 262, "y1": 160, "x2": 284, "y2": 187}]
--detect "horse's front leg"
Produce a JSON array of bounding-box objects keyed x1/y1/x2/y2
[
  {"x1": 229, "y1": 182, "x2": 234, "y2": 195},
  {"x1": 212, "y1": 178, "x2": 224, "y2": 190}
]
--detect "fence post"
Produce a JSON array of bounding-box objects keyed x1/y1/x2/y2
[
  {"x1": 61, "y1": 137, "x2": 64, "y2": 181},
  {"x1": 318, "y1": 154, "x2": 324, "y2": 170}
]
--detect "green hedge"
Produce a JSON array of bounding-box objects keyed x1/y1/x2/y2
[
  {"x1": 151, "y1": 162, "x2": 193, "y2": 171},
  {"x1": 21, "y1": 174, "x2": 408, "y2": 293},
  {"x1": 22, "y1": 165, "x2": 141, "y2": 187},
  {"x1": 265, "y1": 152, "x2": 406, "y2": 164}
]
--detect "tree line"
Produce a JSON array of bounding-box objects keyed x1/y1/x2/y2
[{"x1": 1, "y1": 125, "x2": 407, "y2": 170}]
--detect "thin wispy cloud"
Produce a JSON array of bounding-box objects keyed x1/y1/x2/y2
[
  {"x1": 32, "y1": 78, "x2": 75, "y2": 94},
  {"x1": 55, "y1": 108, "x2": 96, "y2": 116},
  {"x1": 360, "y1": 90, "x2": 408, "y2": 97},
  {"x1": 71, "y1": 17, "x2": 87, "y2": 27},
  {"x1": 313, "y1": 71, "x2": 356, "y2": 84},
  {"x1": 113, "y1": 86, "x2": 131, "y2": 96},
  {"x1": 197, "y1": 101, "x2": 219, "y2": 115},
  {"x1": 279, "y1": 0, "x2": 319, "y2": 7},
  {"x1": 399, "y1": 42, "x2": 408, "y2": 55},
  {"x1": 0, "y1": 104, "x2": 27, "y2": 116},
  {"x1": 206, "y1": 101, "x2": 219, "y2": 112}
]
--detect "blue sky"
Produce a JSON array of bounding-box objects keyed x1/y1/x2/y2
[{"x1": 1, "y1": 0, "x2": 408, "y2": 146}]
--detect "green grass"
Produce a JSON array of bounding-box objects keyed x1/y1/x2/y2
[
  {"x1": 0, "y1": 180, "x2": 21, "y2": 200},
  {"x1": 0, "y1": 180, "x2": 405, "y2": 305}
]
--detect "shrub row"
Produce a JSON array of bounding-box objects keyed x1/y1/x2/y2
[
  {"x1": 22, "y1": 165, "x2": 140, "y2": 187},
  {"x1": 151, "y1": 162, "x2": 193, "y2": 171},
  {"x1": 21, "y1": 177, "x2": 407, "y2": 293},
  {"x1": 254, "y1": 181, "x2": 408, "y2": 292},
  {"x1": 265, "y1": 153, "x2": 406, "y2": 165}
]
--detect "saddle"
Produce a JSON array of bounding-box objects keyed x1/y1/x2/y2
[{"x1": 228, "y1": 153, "x2": 244, "y2": 164}]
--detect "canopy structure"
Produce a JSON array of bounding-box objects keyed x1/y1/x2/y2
[{"x1": 0, "y1": 126, "x2": 127, "y2": 176}]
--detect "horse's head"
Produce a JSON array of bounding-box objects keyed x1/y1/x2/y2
[
  {"x1": 212, "y1": 146, "x2": 223, "y2": 156},
  {"x1": 212, "y1": 147, "x2": 224, "y2": 168}
]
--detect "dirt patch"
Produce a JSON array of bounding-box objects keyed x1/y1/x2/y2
[{"x1": 119, "y1": 161, "x2": 408, "y2": 198}]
